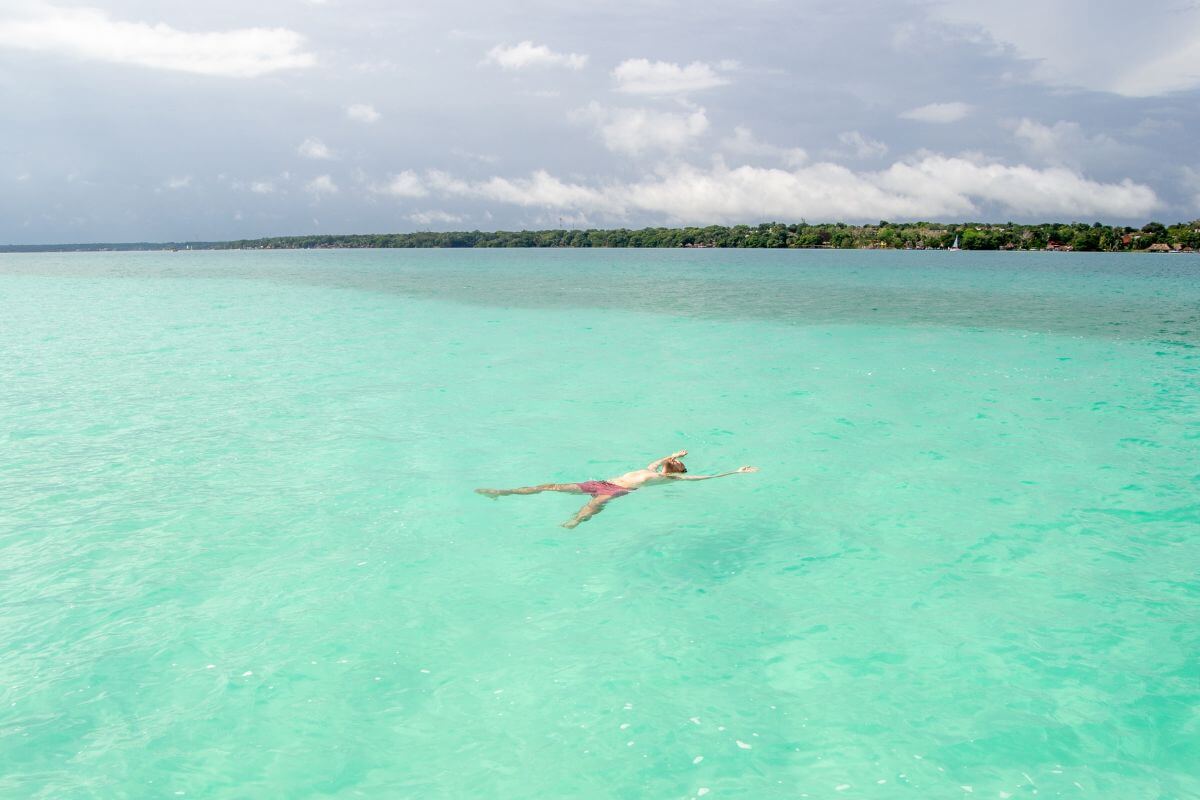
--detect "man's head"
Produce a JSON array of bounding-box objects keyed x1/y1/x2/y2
[{"x1": 663, "y1": 458, "x2": 687, "y2": 474}]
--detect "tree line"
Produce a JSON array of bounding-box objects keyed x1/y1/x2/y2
[{"x1": 5, "y1": 220, "x2": 1199, "y2": 252}]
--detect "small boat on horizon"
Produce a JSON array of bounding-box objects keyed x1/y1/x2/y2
[{"x1": 949, "y1": 234, "x2": 960, "y2": 251}]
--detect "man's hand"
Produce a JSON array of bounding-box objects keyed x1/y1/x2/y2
[
  {"x1": 671, "y1": 450, "x2": 688, "y2": 458},
  {"x1": 737, "y1": 466, "x2": 759, "y2": 473}
]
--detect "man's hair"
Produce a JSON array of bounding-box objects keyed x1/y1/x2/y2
[{"x1": 663, "y1": 458, "x2": 687, "y2": 474}]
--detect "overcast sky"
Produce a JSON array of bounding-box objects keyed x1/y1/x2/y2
[{"x1": 2, "y1": 0, "x2": 1199, "y2": 243}]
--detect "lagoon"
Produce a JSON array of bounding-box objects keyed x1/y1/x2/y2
[{"x1": 1, "y1": 249, "x2": 1197, "y2": 798}]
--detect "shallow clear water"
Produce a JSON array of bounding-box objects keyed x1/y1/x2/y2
[{"x1": 1, "y1": 249, "x2": 1197, "y2": 798}]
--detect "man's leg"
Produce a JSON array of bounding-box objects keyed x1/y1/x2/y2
[
  {"x1": 477, "y1": 483, "x2": 582, "y2": 498},
  {"x1": 562, "y1": 495, "x2": 613, "y2": 528}
]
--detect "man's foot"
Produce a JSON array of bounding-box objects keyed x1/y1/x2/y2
[
  {"x1": 561, "y1": 519, "x2": 579, "y2": 529},
  {"x1": 475, "y1": 488, "x2": 503, "y2": 499}
]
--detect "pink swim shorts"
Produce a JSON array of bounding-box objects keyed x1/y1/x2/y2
[{"x1": 577, "y1": 480, "x2": 632, "y2": 497}]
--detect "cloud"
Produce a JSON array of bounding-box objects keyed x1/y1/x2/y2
[
  {"x1": 929, "y1": 1, "x2": 1200, "y2": 97},
  {"x1": 612, "y1": 58, "x2": 731, "y2": 95},
  {"x1": 870, "y1": 156, "x2": 1157, "y2": 218},
  {"x1": 249, "y1": 181, "x2": 275, "y2": 194},
  {"x1": 0, "y1": 3, "x2": 314, "y2": 78},
  {"x1": 297, "y1": 137, "x2": 334, "y2": 159},
  {"x1": 1011, "y1": 118, "x2": 1126, "y2": 169},
  {"x1": 410, "y1": 155, "x2": 1158, "y2": 222},
  {"x1": 305, "y1": 174, "x2": 338, "y2": 195},
  {"x1": 1111, "y1": 35, "x2": 1200, "y2": 96},
  {"x1": 1014, "y1": 119, "x2": 1075, "y2": 156},
  {"x1": 1179, "y1": 167, "x2": 1200, "y2": 211},
  {"x1": 373, "y1": 170, "x2": 428, "y2": 197},
  {"x1": 351, "y1": 58, "x2": 400, "y2": 73},
  {"x1": 721, "y1": 127, "x2": 808, "y2": 167},
  {"x1": 346, "y1": 104, "x2": 381, "y2": 123},
  {"x1": 900, "y1": 102, "x2": 972, "y2": 123},
  {"x1": 428, "y1": 168, "x2": 622, "y2": 214},
  {"x1": 163, "y1": 175, "x2": 192, "y2": 190},
  {"x1": 483, "y1": 41, "x2": 587, "y2": 70},
  {"x1": 450, "y1": 148, "x2": 498, "y2": 165},
  {"x1": 409, "y1": 210, "x2": 465, "y2": 225},
  {"x1": 570, "y1": 102, "x2": 709, "y2": 156},
  {"x1": 837, "y1": 131, "x2": 888, "y2": 159}
]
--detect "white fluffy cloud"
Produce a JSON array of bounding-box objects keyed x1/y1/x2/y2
[
  {"x1": 346, "y1": 104, "x2": 381, "y2": 123},
  {"x1": 163, "y1": 175, "x2": 191, "y2": 190},
  {"x1": 837, "y1": 131, "x2": 888, "y2": 159},
  {"x1": 612, "y1": 59, "x2": 731, "y2": 95},
  {"x1": 0, "y1": 3, "x2": 314, "y2": 78},
  {"x1": 390, "y1": 156, "x2": 1158, "y2": 222},
  {"x1": 305, "y1": 174, "x2": 338, "y2": 195},
  {"x1": 721, "y1": 127, "x2": 808, "y2": 167},
  {"x1": 409, "y1": 210, "x2": 465, "y2": 225},
  {"x1": 374, "y1": 171, "x2": 428, "y2": 197},
  {"x1": 1012, "y1": 118, "x2": 1125, "y2": 168},
  {"x1": 426, "y1": 168, "x2": 621, "y2": 213},
  {"x1": 930, "y1": 1, "x2": 1200, "y2": 97},
  {"x1": 297, "y1": 138, "x2": 333, "y2": 160},
  {"x1": 483, "y1": 41, "x2": 587, "y2": 70},
  {"x1": 900, "y1": 102, "x2": 972, "y2": 123},
  {"x1": 869, "y1": 156, "x2": 1156, "y2": 218},
  {"x1": 570, "y1": 102, "x2": 709, "y2": 156}
]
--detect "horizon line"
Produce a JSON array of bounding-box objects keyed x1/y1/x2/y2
[{"x1": 5, "y1": 218, "x2": 1199, "y2": 251}]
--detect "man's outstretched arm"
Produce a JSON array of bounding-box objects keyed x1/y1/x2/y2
[
  {"x1": 647, "y1": 449, "x2": 688, "y2": 470},
  {"x1": 671, "y1": 466, "x2": 759, "y2": 480}
]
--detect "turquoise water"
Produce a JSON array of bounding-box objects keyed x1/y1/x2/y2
[{"x1": 1, "y1": 249, "x2": 1197, "y2": 798}]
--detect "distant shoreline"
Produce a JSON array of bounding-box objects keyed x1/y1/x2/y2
[{"x1": 3, "y1": 220, "x2": 1198, "y2": 254}]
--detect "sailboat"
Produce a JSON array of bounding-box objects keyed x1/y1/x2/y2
[{"x1": 949, "y1": 234, "x2": 960, "y2": 251}]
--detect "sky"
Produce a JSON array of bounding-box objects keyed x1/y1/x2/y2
[{"x1": 1, "y1": 0, "x2": 1199, "y2": 243}]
